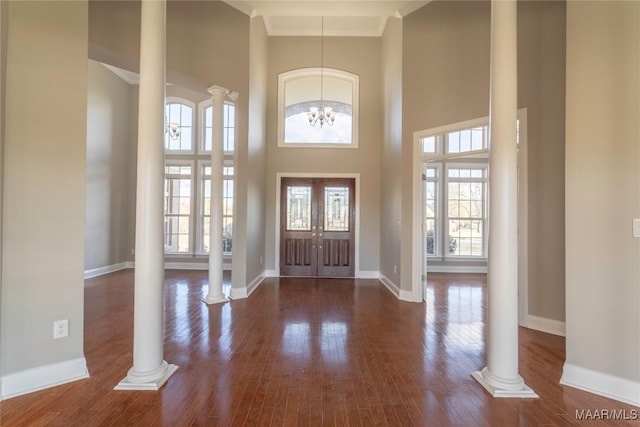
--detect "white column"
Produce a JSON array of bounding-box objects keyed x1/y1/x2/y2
[
  {"x1": 202, "y1": 85, "x2": 229, "y2": 304},
  {"x1": 115, "y1": 0, "x2": 177, "y2": 390},
  {"x1": 471, "y1": 0, "x2": 537, "y2": 398}
]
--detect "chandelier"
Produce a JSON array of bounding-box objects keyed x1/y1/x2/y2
[
  {"x1": 165, "y1": 117, "x2": 181, "y2": 140},
  {"x1": 308, "y1": 16, "x2": 335, "y2": 127}
]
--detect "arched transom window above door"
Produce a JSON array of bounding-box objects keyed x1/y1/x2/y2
[{"x1": 277, "y1": 68, "x2": 359, "y2": 148}]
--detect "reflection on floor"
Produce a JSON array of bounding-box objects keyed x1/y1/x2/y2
[{"x1": 1, "y1": 271, "x2": 637, "y2": 426}]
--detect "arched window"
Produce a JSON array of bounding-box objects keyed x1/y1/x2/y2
[
  {"x1": 277, "y1": 68, "x2": 359, "y2": 148},
  {"x1": 165, "y1": 99, "x2": 194, "y2": 152},
  {"x1": 162, "y1": 96, "x2": 236, "y2": 256}
]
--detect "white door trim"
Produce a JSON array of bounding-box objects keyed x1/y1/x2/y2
[
  {"x1": 275, "y1": 172, "x2": 360, "y2": 277},
  {"x1": 412, "y1": 109, "x2": 529, "y2": 317}
]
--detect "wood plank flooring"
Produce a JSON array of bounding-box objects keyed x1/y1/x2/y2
[{"x1": 0, "y1": 271, "x2": 638, "y2": 426}]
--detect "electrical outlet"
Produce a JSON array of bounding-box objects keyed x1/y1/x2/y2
[
  {"x1": 633, "y1": 219, "x2": 640, "y2": 238},
  {"x1": 53, "y1": 319, "x2": 68, "y2": 339},
  {"x1": 394, "y1": 264, "x2": 398, "y2": 274}
]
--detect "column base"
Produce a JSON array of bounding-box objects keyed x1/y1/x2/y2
[
  {"x1": 115, "y1": 361, "x2": 178, "y2": 391},
  {"x1": 472, "y1": 367, "x2": 538, "y2": 398},
  {"x1": 201, "y1": 294, "x2": 229, "y2": 305}
]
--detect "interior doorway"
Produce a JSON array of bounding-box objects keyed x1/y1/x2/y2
[{"x1": 279, "y1": 177, "x2": 355, "y2": 277}]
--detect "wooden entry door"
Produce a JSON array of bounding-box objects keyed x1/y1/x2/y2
[{"x1": 280, "y1": 177, "x2": 355, "y2": 277}]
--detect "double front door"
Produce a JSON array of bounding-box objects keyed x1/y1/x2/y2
[{"x1": 280, "y1": 177, "x2": 355, "y2": 277}]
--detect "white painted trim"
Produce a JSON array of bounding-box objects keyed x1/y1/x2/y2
[
  {"x1": 229, "y1": 287, "x2": 247, "y2": 300},
  {"x1": 472, "y1": 370, "x2": 539, "y2": 398},
  {"x1": 229, "y1": 272, "x2": 265, "y2": 300},
  {"x1": 123, "y1": 262, "x2": 232, "y2": 271},
  {"x1": 165, "y1": 262, "x2": 207, "y2": 270},
  {"x1": 274, "y1": 173, "x2": 361, "y2": 278},
  {"x1": 230, "y1": 272, "x2": 265, "y2": 300},
  {"x1": 415, "y1": 116, "x2": 490, "y2": 141},
  {"x1": 114, "y1": 363, "x2": 178, "y2": 391},
  {"x1": 246, "y1": 273, "x2": 265, "y2": 296},
  {"x1": 426, "y1": 265, "x2": 488, "y2": 274},
  {"x1": 277, "y1": 68, "x2": 359, "y2": 148},
  {"x1": 379, "y1": 273, "x2": 400, "y2": 298},
  {"x1": 517, "y1": 108, "x2": 529, "y2": 327},
  {"x1": 164, "y1": 261, "x2": 231, "y2": 270},
  {"x1": 357, "y1": 270, "x2": 379, "y2": 279},
  {"x1": 2, "y1": 357, "x2": 89, "y2": 400},
  {"x1": 413, "y1": 109, "x2": 529, "y2": 319},
  {"x1": 399, "y1": 289, "x2": 420, "y2": 302},
  {"x1": 526, "y1": 315, "x2": 565, "y2": 337},
  {"x1": 84, "y1": 262, "x2": 129, "y2": 279},
  {"x1": 561, "y1": 363, "x2": 640, "y2": 407},
  {"x1": 412, "y1": 129, "x2": 423, "y2": 303},
  {"x1": 265, "y1": 269, "x2": 278, "y2": 278}
]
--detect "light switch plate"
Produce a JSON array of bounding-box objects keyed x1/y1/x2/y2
[{"x1": 633, "y1": 219, "x2": 640, "y2": 238}]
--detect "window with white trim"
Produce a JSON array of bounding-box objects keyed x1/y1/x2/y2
[
  {"x1": 199, "y1": 163, "x2": 234, "y2": 254},
  {"x1": 164, "y1": 98, "x2": 235, "y2": 256},
  {"x1": 421, "y1": 124, "x2": 489, "y2": 259},
  {"x1": 164, "y1": 163, "x2": 193, "y2": 253},
  {"x1": 277, "y1": 68, "x2": 359, "y2": 148},
  {"x1": 165, "y1": 102, "x2": 194, "y2": 152}
]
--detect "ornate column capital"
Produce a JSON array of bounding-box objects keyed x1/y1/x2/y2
[{"x1": 207, "y1": 85, "x2": 238, "y2": 102}]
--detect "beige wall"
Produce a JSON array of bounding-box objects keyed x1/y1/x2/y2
[
  {"x1": 518, "y1": 0, "x2": 566, "y2": 322},
  {"x1": 1, "y1": 1, "x2": 87, "y2": 373},
  {"x1": 0, "y1": 0, "x2": 7, "y2": 392},
  {"x1": 89, "y1": 1, "x2": 253, "y2": 274},
  {"x1": 243, "y1": 16, "x2": 268, "y2": 285},
  {"x1": 265, "y1": 36, "x2": 382, "y2": 273},
  {"x1": 402, "y1": 0, "x2": 491, "y2": 292},
  {"x1": 380, "y1": 18, "x2": 403, "y2": 285},
  {"x1": 565, "y1": 0, "x2": 639, "y2": 382},
  {"x1": 402, "y1": 1, "x2": 566, "y2": 320},
  {"x1": 86, "y1": 60, "x2": 132, "y2": 271}
]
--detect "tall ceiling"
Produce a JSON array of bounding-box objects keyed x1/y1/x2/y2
[{"x1": 222, "y1": 0, "x2": 431, "y2": 36}]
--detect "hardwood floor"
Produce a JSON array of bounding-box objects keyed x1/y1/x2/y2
[{"x1": 1, "y1": 271, "x2": 638, "y2": 426}]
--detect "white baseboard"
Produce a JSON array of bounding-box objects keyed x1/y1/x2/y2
[
  {"x1": 264, "y1": 270, "x2": 380, "y2": 279},
  {"x1": 84, "y1": 262, "x2": 129, "y2": 279},
  {"x1": 379, "y1": 273, "x2": 400, "y2": 298},
  {"x1": 163, "y1": 262, "x2": 232, "y2": 270},
  {"x1": 1, "y1": 357, "x2": 89, "y2": 400},
  {"x1": 427, "y1": 265, "x2": 487, "y2": 274},
  {"x1": 246, "y1": 273, "x2": 265, "y2": 296},
  {"x1": 229, "y1": 286, "x2": 247, "y2": 299},
  {"x1": 526, "y1": 315, "x2": 566, "y2": 337},
  {"x1": 357, "y1": 270, "x2": 379, "y2": 279},
  {"x1": 399, "y1": 289, "x2": 418, "y2": 302},
  {"x1": 85, "y1": 261, "x2": 234, "y2": 279},
  {"x1": 561, "y1": 363, "x2": 640, "y2": 407},
  {"x1": 265, "y1": 269, "x2": 278, "y2": 277},
  {"x1": 230, "y1": 272, "x2": 265, "y2": 300}
]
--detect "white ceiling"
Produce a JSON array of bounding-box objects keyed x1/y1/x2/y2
[{"x1": 222, "y1": 1, "x2": 431, "y2": 36}]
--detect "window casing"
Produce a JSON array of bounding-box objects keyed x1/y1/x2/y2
[
  {"x1": 164, "y1": 162, "x2": 193, "y2": 253},
  {"x1": 277, "y1": 68, "x2": 359, "y2": 148},
  {"x1": 421, "y1": 124, "x2": 489, "y2": 259},
  {"x1": 164, "y1": 98, "x2": 235, "y2": 256},
  {"x1": 199, "y1": 162, "x2": 234, "y2": 254},
  {"x1": 165, "y1": 101, "x2": 194, "y2": 153}
]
